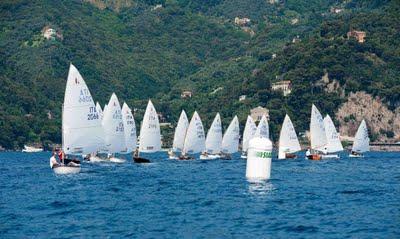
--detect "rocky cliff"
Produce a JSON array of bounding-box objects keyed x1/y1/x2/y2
[{"x1": 336, "y1": 92, "x2": 400, "y2": 142}]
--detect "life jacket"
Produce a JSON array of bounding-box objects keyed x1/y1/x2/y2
[{"x1": 58, "y1": 151, "x2": 64, "y2": 161}]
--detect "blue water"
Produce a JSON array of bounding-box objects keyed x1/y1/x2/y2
[{"x1": 0, "y1": 151, "x2": 399, "y2": 238}]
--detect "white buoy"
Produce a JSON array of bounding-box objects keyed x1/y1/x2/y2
[{"x1": 246, "y1": 137, "x2": 273, "y2": 180}]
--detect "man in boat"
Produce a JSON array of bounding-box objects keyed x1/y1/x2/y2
[
  {"x1": 57, "y1": 149, "x2": 65, "y2": 164},
  {"x1": 50, "y1": 151, "x2": 60, "y2": 168},
  {"x1": 133, "y1": 148, "x2": 150, "y2": 163},
  {"x1": 56, "y1": 149, "x2": 80, "y2": 166}
]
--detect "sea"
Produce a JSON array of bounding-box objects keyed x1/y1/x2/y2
[{"x1": 0, "y1": 151, "x2": 399, "y2": 238}]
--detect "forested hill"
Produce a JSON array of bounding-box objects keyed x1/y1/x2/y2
[{"x1": 0, "y1": 0, "x2": 399, "y2": 149}]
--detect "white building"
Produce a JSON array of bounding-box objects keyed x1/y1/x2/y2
[
  {"x1": 250, "y1": 106, "x2": 269, "y2": 122},
  {"x1": 272, "y1": 80, "x2": 292, "y2": 96}
]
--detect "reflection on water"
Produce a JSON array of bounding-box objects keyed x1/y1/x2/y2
[{"x1": 247, "y1": 180, "x2": 275, "y2": 196}]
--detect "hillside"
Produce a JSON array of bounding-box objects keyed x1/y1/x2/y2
[{"x1": 0, "y1": 0, "x2": 399, "y2": 149}]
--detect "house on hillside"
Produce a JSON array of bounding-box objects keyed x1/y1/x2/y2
[
  {"x1": 152, "y1": 4, "x2": 162, "y2": 11},
  {"x1": 347, "y1": 30, "x2": 366, "y2": 43},
  {"x1": 239, "y1": 95, "x2": 247, "y2": 102},
  {"x1": 250, "y1": 106, "x2": 269, "y2": 122},
  {"x1": 272, "y1": 80, "x2": 292, "y2": 96},
  {"x1": 42, "y1": 26, "x2": 63, "y2": 40},
  {"x1": 181, "y1": 90, "x2": 193, "y2": 99},
  {"x1": 234, "y1": 17, "x2": 251, "y2": 26}
]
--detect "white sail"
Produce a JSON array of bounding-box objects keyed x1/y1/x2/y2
[
  {"x1": 323, "y1": 114, "x2": 343, "y2": 153},
  {"x1": 221, "y1": 116, "x2": 240, "y2": 154},
  {"x1": 121, "y1": 102, "x2": 137, "y2": 153},
  {"x1": 102, "y1": 93, "x2": 125, "y2": 154},
  {"x1": 310, "y1": 104, "x2": 327, "y2": 151},
  {"x1": 96, "y1": 102, "x2": 103, "y2": 120},
  {"x1": 172, "y1": 110, "x2": 189, "y2": 152},
  {"x1": 205, "y1": 113, "x2": 223, "y2": 154},
  {"x1": 352, "y1": 120, "x2": 370, "y2": 153},
  {"x1": 183, "y1": 111, "x2": 205, "y2": 154},
  {"x1": 103, "y1": 104, "x2": 108, "y2": 119},
  {"x1": 254, "y1": 115, "x2": 269, "y2": 139},
  {"x1": 242, "y1": 116, "x2": 257, "y2": 152},
  {"x1": 278, "y1": 114, "x2": 301, "y2": 159},
  {"x1": 139, "y1": 100, "x2": 161, "y2": 153},
  {"x1": 62, "y1": 63, "x2": 104, "y2": 155}
]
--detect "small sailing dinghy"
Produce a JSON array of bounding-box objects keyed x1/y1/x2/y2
[
  {"x1": 254, "y1": 114, "x2": 269, "y2": 139},
  {"x1": 220, "y1": 116, "x2": 240, "y2": 160},
  {"x1": 121, "y1": 102, "x2": 137, "y2": 157},
  {"x1": 241, "y1": 116, "x2": 257, "y2": 159},
  {"x1": 134, "y1": 100, "x2": 161, "y2": 163},
  {"x1": 50, "y1": 63, "x2": 103, "y2": 174},
  {"x1": 22, "y1": 145, "x2": 43, "y2": 153},
  {"x1": 306, "y1": 104, "x2": 327, "y2": 160},
  {"x1": 278, "y1": 114, "x2": 301, "y2": 159},
  {"x1": 169, "y1": 110, "x2": 189, "y2": 159},
  {"x1": 322, "y1": 114, "x2": 343, "y2": 159},
  {"x1": 181, "y1": 111, "x2": 205, "y2": 160},
  {"x1": 200, "y1": 113, "x2": 222, "y2": 160},
  {"x1": 350, "y1": 120, "x2": 370, "y2": 157},
  {"x1": 102, "y1": 93, "x2": 126, "y2": 163}
]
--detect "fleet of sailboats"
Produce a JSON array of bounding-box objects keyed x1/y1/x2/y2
[{"x1": 50, "y1": 64, "x2": 373, "y2": 174}]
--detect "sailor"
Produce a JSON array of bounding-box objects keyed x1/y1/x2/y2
[
  {"x1": 57, "y1": 149, "x2": 65, "y2": 164},
  {"x1": 305, "y1": 148, "x2": 311, "y2": 157},
  {"x1": 50, "y1": 151, "x2": 60, "y2": 168}
]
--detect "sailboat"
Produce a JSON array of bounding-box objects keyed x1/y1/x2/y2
[
  {"x1": 102, "y1": 93, "x2": 126, "y2": 163},
  {"x1": 350, "y1": 120, "x2": 370, "y2": 157},
  {"x1": 134, "y1": 100, "x2": 161, "y2": 163},
  {"x1": 169, "y1": 110, "x2": 189, "y2": 159},
  {"x1": 322, "y1": 114, "x2": 343, "y2": 158},
  {"x1": 22, "y1": 145, "x2": 43, "y2": 153},
  {"x1": 306, "y1": 104, "x2": 327, "y2": 160},
  {"x1": 50, "y1": 63, "x2": 103, "y2": 174},
  {"x1": 96, "y1": 102, "x2": 103, "y2": 121},
  {"x1": 278, "y1": 114, "x2": 301, "y2": 159},
  {"x1": 181, "y1": 111, "x2": 205, "y2": 160},
  {"x1": 241, "y1": 116, "x2": 257, "y2": 159},
  {"x1": 220, "y1": 116, "x2": 240, "y2": 159},
  {"x1": 121, "y1": 102, "x2": 137, "y2": 155},
  {"x1": 200, "y1": 113, "x2": 222, "y2": 160},
  {"x1": 254, "y1": 114, "x2": 269, "y2": 139}
]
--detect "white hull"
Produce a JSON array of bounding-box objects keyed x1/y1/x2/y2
[
  {"x1": 200, "y1": 154, "x2": 220, "y2": 160},
  {"x1": 349, "y1": 154, "x2": 363, "y2": 158},
  {"x1": 321, "y1": 154, "x2": 339, "y2": 159},
  {"x1": 109, "y1": 157, "x2": 126, "y2": 163},
  {"x1": 22, "y1": 146, "x2": 43, "y2": 153},
  {"x1": 53, "y1": 165, "x2": 81, "y2": 175},
  {"x1": 169, "y1": 155, "x2": 179, "y2": 160},
  {"x1": 89, "y1": 155, "x2": 108, "y2": 162}
]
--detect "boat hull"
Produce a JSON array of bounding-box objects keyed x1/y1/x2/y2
[
  {"x1": 200, "y1": 154, "x2": 220, "y2": 160},
  {"x1": 307, "y1": 154, "x2": 322, "y2": 160},
  {"x1": 53, "y1": 165, "x2": 81, "y2": 174},
  {"x1": 349, "y1": 154, "x2": 363, "y2": 158},
  {"x1": 321, "y1": 154, "x2": 339, "y2": 159},
  {"x1": 133, "y1": 157, "x2": 150, "y2": 163},
  {"x1": 109, "y1": 157, "x2": 126, "y2": 163}
]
